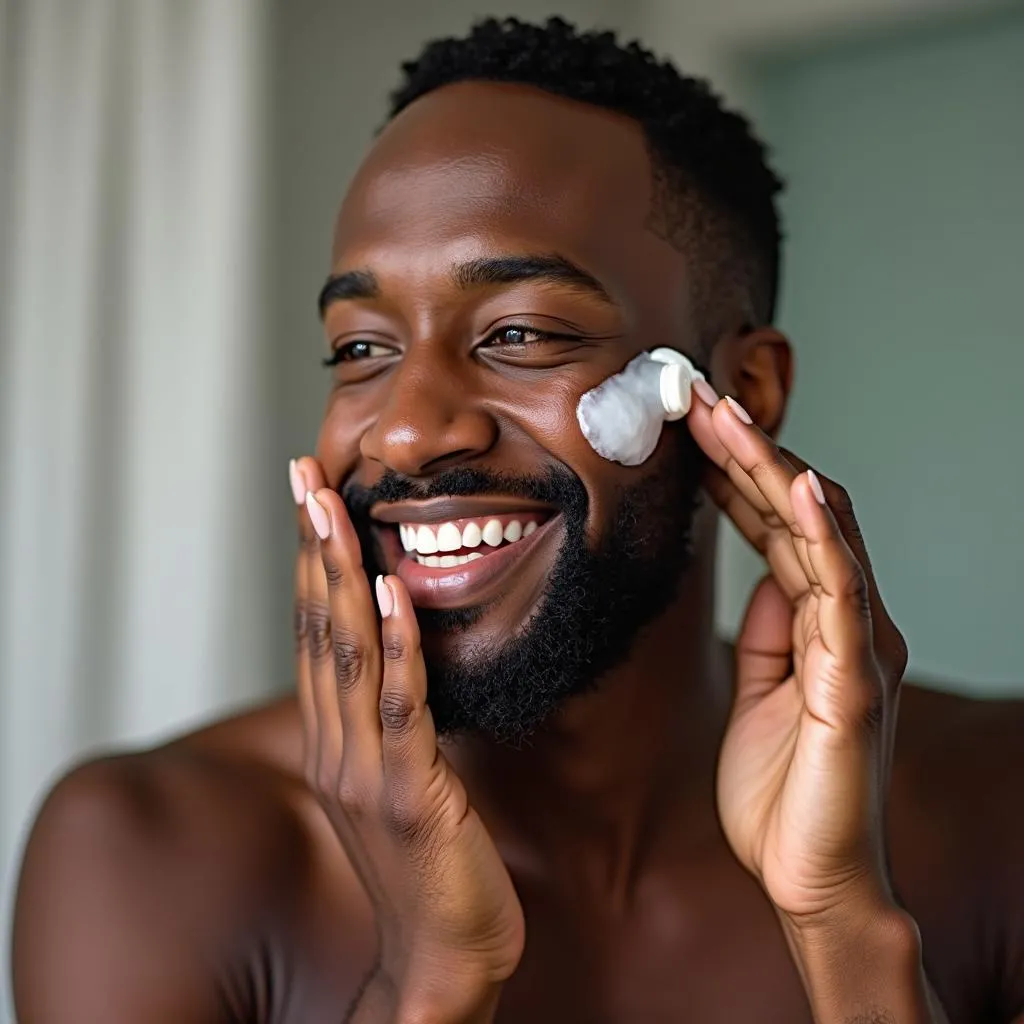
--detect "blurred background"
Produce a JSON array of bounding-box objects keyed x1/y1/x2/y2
[{"x1": 2, "y1": 0, "x2": 1022, "y2": 1018}]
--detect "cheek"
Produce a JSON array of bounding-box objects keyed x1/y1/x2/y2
[
  {"x1": 314, "y1": 394, "x2": 374, "y2": 485},
  {"x1": 497, "y1": 373, "x2": 646, "y2": 542}
]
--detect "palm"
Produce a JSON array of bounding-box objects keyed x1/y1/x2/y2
[
  {"x1": 717, "y1": 588, "x2": 871, "y2": 915},
  {"x1": 422, "y1": 758, "x2": 525, "y2": 974}
]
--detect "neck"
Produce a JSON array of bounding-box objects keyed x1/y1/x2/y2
[{"x1": 449, "y1": 519, "x2": 732, "y2": 896}]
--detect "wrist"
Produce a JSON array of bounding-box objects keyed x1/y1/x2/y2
[
  {"x1": 395, "y1": 983, "x2": 502, "y2": 1024},
  {"x1": 778, "y1": 872, "x2": 900, "y2": 940},
  {"x1": 784, "y1": 895, "x2": 920, "y2": 965},
  {"x1": 386, "y1": 958, "x2": 504, "y2": 1024},
  {"x1": 781, "y1": 899, "x2": 935, "y2": 1024}
]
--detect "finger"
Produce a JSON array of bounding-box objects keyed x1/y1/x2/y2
[
  {"x1": 304, "y1": 463, "x2": 346, "y2": 789},
  {"x1": 733, "y1": 574, "x2": 796, "y2": 715},
  {"x1": 786, "y1": 464, "x2": 905, "y2": 789},
  {"x1": 308, "y1": 486, "x2": 383, "y2": 773},
  {"x1": 690, "y1": 389, "x2": 812, "y2": 594},
  {"x1": 291, "y1": 458, "x2": 341, "y2": 784},
  {"x1": 686, "y1": 380, "x2": 732, "y2": 467},
  {"x1": 374, "y1": 575, "x2": 440, "y2": 784},
  {"x1": 778, "y1": 451, "x2": 903, "y2": 648},
  {"x1": 702, "y1": 462, "x2": 812, "y2": 602},
  {"x1": 695, "y1": 392, "x2": 899, "y2": 683},
  {"x1": 306, "y1": 492, "x2": 345, "y2": 788},
  {"x1": 292, "y1": 456, "x2": 326, "y2": 541},
  {"x1": 793, "y1": 471, "x2": 876, "y2": 682},
  {"x1": 689, "y1": 391, "x2": 780, "y2": 518},
  {"x1": 290, "y1": 459, "x2": 318, "y2": 781},
  {"x1": 777, "y1": 448, "x2": 877, "y2": 581},
  {"x1": 710, "y1": 396, "x2": 802, "y2": 532},
  {"x1": 777, "y1": 448, "x2": 907, "y2": 689},
  {"x1": 709, "y1": 398, "x2": 827, "y2": 596}
]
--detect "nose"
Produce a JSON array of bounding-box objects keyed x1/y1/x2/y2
[{"x1": 359, "y1": 354, "x2": 498, "y2": 477}]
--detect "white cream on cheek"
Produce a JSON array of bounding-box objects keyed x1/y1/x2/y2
[{"x1": 575, "y1": 348, "x2": 705, "y2": 466}]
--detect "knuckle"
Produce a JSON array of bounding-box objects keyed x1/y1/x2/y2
[
  {"x1": 831, "y1": 659, "x2": 885, "y2": 735},
  {"x1": 893, "y1": 631, "x2": 909, "y2": 676},
  {"x1": 842, "y1": 564, "x2": 871, "y2": 617},
  {"x1": 885, "y1": 623, "x2": 910, "y2": 680},
  {"x1": 302, "y1": 758, "x2": 318, "y2": 793},
  {"x1": 293, "y1": 600, "x2": 310, "y2": 652},
  {"x1": 336, "y1": 776, "x2": 372, "y2": 820},
  {"x1": 382, "y1": 792, "x2": 438, "y2": 850},
  {"x1": 314, "y1": 763, "x2": 339, "y2": 798},
  {"x1": 307, "y1": 605, "x2": 333, "y2": 662},
  {"x1": 383, "y1": 796, "x2": 418, "y2": 840},
  {"x1": 381, "y1": 634, "x2": 407, "y2": 663},
  {"x1": 859, "y1": 678, "x2": 886, "y2": 734},
  {"x1": 323, "y1": 558, "x2": 345, "y2": 589},
  {"x1": 331, "y1": 631, "x2": 365, "y2": 693},
  {"x1": 379, "y1": 690, "x2": 419, "y2": 733}
]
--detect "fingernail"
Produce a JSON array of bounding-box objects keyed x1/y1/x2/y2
[
  {"x1": 807, "y1": 469, "x2": 826, "y2": 505},
  {"x1": 693, "y1": 378, "x2": 720, "y2": 407},
  {"x1": 305, "y1": 491, "x2": 330, "y2": 540},
  {"x1": 288, "y1": 459, "x2": 305, "y2": 505},
  {"x1": 725, "y1": 395, "x2": 753, "y2": 425},
  {"x1": 375, "y1": 575, "x2": 394, "y2": 619}
]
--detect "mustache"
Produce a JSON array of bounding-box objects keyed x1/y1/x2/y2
[{"x1": 342, "y1": 465, "x2": 587, "y2": 521}]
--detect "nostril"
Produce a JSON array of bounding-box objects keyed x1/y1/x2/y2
[{"x1": 420, "y1": 449, "x2": 478, "y2": 474}]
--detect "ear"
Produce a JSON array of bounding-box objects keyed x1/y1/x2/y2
[{"x1": 709, "y1": 327, "x2": 793, "y2": 438}]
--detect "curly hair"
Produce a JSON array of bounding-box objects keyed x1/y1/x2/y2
[{"x1": 386, "y1": 16, "x2": 785, "y2": 347}]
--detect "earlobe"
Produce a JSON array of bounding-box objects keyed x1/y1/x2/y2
[{"x1": 711, "y1": 328, "x2": 793, "y2": 438}]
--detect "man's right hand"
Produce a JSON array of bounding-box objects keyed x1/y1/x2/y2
[{"x1": 290, "y1": 458, "x2": 525, "y2": 1023}]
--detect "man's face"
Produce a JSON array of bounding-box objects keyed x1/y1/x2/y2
[{"x1": 317, "y1": 82, "x2": 706, "y2": 742}]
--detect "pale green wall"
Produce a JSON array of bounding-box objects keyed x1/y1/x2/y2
[{"x1": 716, "y1": 12, "x2": 1024, "y2": 694}]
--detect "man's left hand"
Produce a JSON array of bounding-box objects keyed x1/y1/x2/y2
[{"x1": 687, "y1": 384, "x2": 910, "y2": 928}]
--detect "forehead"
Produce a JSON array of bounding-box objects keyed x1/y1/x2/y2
[{"x1": 331, "y1": 82, "x2": 680, "y2": 300}]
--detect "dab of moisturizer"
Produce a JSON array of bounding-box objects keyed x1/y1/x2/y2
[{"x1": 576, "y1": 348, "x2": 705, "y2": 466}]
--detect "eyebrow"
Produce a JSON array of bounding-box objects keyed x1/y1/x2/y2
[
  {"x1": 317, "y1": 253, "x2": 613, "y2": 319},
  {"x1": 317, "y1": 269, "x2": 379, "y2": 317}
]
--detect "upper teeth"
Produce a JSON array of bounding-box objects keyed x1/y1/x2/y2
[{"x1": 398, "y1": 517, "x2": 539, "y2": 555}]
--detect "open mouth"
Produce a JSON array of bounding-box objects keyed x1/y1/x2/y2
[
  {"x1": 369, "y1": 499, "x2": 561, "y2": 609},
  {"x1": 399, "y1": 512, "x2": 546, "y2": 566}
]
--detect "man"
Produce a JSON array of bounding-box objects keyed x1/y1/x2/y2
[{"x1": 12, "y1": 17, "x2": 1024, "y2": 1023}]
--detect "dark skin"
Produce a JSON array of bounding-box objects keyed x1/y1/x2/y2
[{"x1": 12, "y1": 82, "x2": 1024, "y2": 1023}]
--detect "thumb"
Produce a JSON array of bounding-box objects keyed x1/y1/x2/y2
[{"x1": 733, "y1": 575, "x2": 795, "y2": 715}]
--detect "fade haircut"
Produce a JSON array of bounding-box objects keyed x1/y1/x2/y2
[{"x1": 386, "y1": 16, "x2": 785, "y2": 351}]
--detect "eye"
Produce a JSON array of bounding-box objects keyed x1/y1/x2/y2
[
  {"x1": 485, "y1": 325, "x2": 536, "y2": 347},
  {"x1": 322, "y1": 340, "x2": 396, "y2": 367},
  {"x1": 480, "y1": 324, "x2": 579, "y2": 349}
]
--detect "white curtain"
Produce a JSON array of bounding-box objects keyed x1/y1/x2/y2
[{"x1": 0, "y1": 2, "x2": 274, "y2": 1019}]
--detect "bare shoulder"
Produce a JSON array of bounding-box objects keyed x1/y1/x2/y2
[
  {"x1": 12, "y1": 696, "x2": 375, "y2": 1023},
  {"x1": 888, "y1": 683, "x2": 1024, "y2": 1022}
]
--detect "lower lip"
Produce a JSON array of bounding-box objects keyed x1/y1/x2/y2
[{"x1": 391, "y1": 515, "x2": 561, "y2": 610}]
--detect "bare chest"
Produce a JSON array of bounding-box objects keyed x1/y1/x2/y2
[
  {"x1": 274, "y1": 868, "x2": 815, "y2": 1024},
  {"x1": 492, "y1": 884, "x2": 813, "y2": 1024}
]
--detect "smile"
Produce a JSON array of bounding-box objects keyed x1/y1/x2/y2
[
  {"x1": 370, "y1": 498, "x2": 560, "y2": 610},
  {"x1": 399, "y1": 513, "x2": 543, "y2": 566}
]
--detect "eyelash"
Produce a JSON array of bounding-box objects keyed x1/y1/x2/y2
[
  {"x1": 321, "y1": 341, "x2": 393, "y2": 367},
  {"x1": 322, "y1": 324, "x2": 581, "y2": 366}
]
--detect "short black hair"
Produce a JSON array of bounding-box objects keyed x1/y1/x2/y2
[{"x1": 387, "y1": 16, "x2": 784, "y2": 349}]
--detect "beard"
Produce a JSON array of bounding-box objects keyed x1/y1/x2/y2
[{"x1": 343, "y1": 422, "x2": 705, "y2": 745}]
